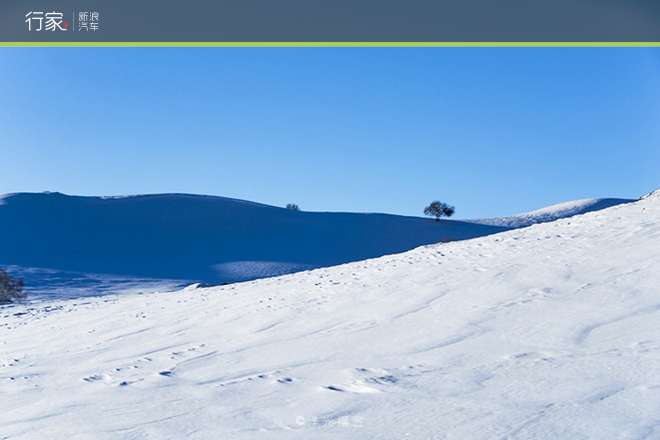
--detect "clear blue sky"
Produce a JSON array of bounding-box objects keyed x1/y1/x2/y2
[{"x1": 1, "y1": 47, "x2": 658, "y2": 219}]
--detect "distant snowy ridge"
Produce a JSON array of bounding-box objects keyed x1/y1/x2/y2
[
  {"x1": 464, "y1": 197, "x2": 634, "y2": 228},
  {"x1": 640, "y1": 187, "x2": 660, "y2": 200}
]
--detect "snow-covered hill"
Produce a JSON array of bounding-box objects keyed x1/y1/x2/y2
[
  {"x1": 0, "y1": 192, "x2": 632, "y2": 294},
  {"x1": 1, "y1": 189, "x2": 658, "y2": 438},
  {"x1": 0, "y1": 192, "x2": 507, "y2": 286},
  {"x1": 465, "y1": 197, "x2": 633, "y2": 228}
]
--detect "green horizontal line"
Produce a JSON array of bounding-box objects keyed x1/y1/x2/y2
[{"x1": 1, "y1": 41, "x2": 659, "y2": 47}]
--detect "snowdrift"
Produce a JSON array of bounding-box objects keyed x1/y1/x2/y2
[
  {"x1": 0, "y1": 189, "x2": 658, "y2": 438},
  {"x1": 464, "y1": 197, "x2": 633, "y2": 228}
]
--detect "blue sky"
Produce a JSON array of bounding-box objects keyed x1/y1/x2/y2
[{"x1": 1, "y1": 47, "x2": 658, "y2": 219}]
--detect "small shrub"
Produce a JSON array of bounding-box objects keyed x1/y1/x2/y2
[{"x1": 0, "y1": 268, "x2": 27, "y2": 303}]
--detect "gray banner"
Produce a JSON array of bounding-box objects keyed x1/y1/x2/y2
[{"x1": 1, "y1": 0, "x2": 660, "y2": 43}]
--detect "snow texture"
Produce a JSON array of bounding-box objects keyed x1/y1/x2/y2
[
  {"x1": 464, "y1": 197, "x2": 633, "y2": 228},
  {"x1": 0, "y1": 189, "x2": 658, "y2": 438}
]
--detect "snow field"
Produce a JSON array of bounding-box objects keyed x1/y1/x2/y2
[{"x1": 0, "y1": 191, "x2": 658, "y2": 438}]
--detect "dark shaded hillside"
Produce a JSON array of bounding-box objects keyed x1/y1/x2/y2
[{"x1": 0, "y1": 192, "x2": 508, "y2": 283}]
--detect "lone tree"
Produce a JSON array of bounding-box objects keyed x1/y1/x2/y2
[
  {"x1": 424, "y1": 200, "x2": 455, "y2": 221},
  {"x1": 286, "y1": 203, "x2": 300, "y2": 211},
  {"x1": 0, "y1": 268, "x2": 26, "y2": 303}
]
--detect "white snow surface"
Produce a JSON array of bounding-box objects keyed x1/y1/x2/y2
[
  {"x1": 465, "y1": 197, "x2": 633, "y2": 228},
  {"x1": 1, "y1": 190, "x2": 659, "y2": 439}
]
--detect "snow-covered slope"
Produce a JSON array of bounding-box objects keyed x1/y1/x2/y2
[
  {"x1": 1, "y1": 190, "x2": 658, "y2": 439},
  {"x1": 0, "y1": 192, "x2": 632, "y2": 292},
  {"x1": 0, "y1": 192, "x2": 507, "y2": 285},
  {"x1": 465, "y1": 197, "x2": 633, "y2": 228}
]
